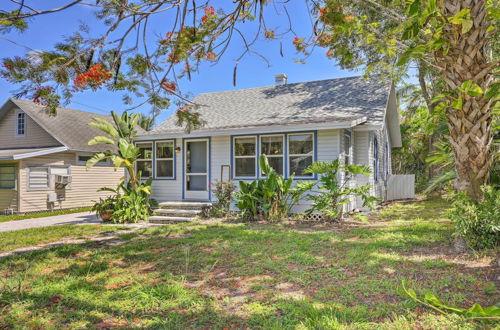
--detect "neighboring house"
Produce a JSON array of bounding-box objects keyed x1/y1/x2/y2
[
  {"x1": 135, "y1": 75, "x2": 404, "y2": 213},
  {"x1": 0, "y1": 99, "x2": 124, "y2": 213}
]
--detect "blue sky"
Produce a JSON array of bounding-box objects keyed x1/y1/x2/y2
[{"x1": 0, "y1": 1, "x2": 359, "y2": 124}]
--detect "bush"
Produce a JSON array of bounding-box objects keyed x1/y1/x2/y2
[
  {"x1": 210, "y1": 180, "x2": 236, "y2": 218},
  {"x1": 448, "y1": 185, "x2": 500, "y2": 250},
  {"x1": 304, "y1": 159, "x2": 379, "y2": 221},
  {"x1": 235, "y1": 155, "x2": 314, "y2": 221},
  {"x1": 96, "y1": 176, "x2": 155, "y2": 224}
]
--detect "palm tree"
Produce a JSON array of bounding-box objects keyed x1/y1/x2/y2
[
  {"x1": 86, "y1": 111, "x2": 141, "y2": 188},
  {"x1": 434, "y1": 0, "x2": 496, "y2": 200}
]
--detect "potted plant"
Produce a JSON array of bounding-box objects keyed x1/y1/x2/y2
[{"x1": 91, "y1": 196, "x2": 116, "y2": 222}]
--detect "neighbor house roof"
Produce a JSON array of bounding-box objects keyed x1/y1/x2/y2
[
  {"x1": 144, "y1": 75, "x2": 392, "y2": 137},
  {"x1": 0, "y1": 99, "x2": 146, "y2": 156}
]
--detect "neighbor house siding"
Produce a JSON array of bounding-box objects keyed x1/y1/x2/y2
[
  {"x1": 17, "y1": 152, "x2": 123, "y2": 212},
  {"x1": 0, "y1": 108, "x2": 61, "y2": 149}
]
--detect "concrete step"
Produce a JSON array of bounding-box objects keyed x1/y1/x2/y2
[
  {"x1": 158, "y1": 201, "x2": 213, "y2": 209},
  {"x1": 154, "y1": 209, "x2": 201, "y2": 216},
  {"x1": 149, "y1": 216, "x2": 195, "y2": 223}
]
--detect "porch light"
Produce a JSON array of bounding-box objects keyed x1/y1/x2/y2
[{"x1": 175, "y1": 146, "x2": 181, "y2": 153}]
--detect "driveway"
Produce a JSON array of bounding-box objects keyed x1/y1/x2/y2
[{"x1": 0, "y1": 212, "x2": 102, "y2": 232}]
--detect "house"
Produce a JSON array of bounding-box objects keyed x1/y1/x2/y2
[
  {"x1": 0, "y1": 99, "x2": 124, "y2": 214},
  {"x1": 134, "y1": 75, "x2": 404, "y2": 214}
]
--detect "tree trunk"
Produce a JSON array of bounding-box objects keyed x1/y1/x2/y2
[{"x1": 435, "y1": 0, "x2": 495, "y2": 200}]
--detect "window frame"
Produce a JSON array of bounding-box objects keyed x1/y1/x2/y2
[
  {"x1": 287, "y1": 132, "x2": 316, "y2": 179},
  {"x1": 373, "y1": 136, "x2": 379, "y2": 183},
  {"x1": 75, "y1": 153, "x2": 111, "y2": 166},
  {"x1": 343, "y1": 130, "x2": 352, "y2": 166},
  {"x1": 259, "y1": 134, "x2": 285, "y2": 176},
  {"x1": 233, "y1": 135, "x2": 258, "y2": 179},
  {"x1": 15, "y1": 110, "x2": 26, "y2": 137},
  {"x1": 135, "y1": 142, "x2": 154, "y2": 179},
  {"x1": 154, "y1": 140, "x2": 176, "y2": 180},
  {"x1": 0, "y1": 164, "x2": 17, "y2": 190}
]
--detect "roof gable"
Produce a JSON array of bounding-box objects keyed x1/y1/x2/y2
[{"x1": 1, "y1": 99, "x2": 114, "y2": 153}]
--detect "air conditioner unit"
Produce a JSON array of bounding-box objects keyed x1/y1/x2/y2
[{"x1": 55, "y1": 174, "x2": 72, "y2": 186}]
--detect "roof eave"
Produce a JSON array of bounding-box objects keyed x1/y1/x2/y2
[
  {"x1": 12, "y1": 146, "x2": 69, "y2": 160},
  {"x1": 135, "y1": 117, "x2": 367, "y2": 140}
]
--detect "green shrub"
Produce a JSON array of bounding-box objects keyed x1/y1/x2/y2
[
  {"x1": 235, "y1": 155, "x2": 314, "y2": 221},
  {"x1": 304, "y1": 159, "x2": 379, "y2": 221},
  {"x1": 448, "y1": 185, "x2": 500, "y2": 250},
  {"x1": 210, "y1": 180, "x2": 236, "y2": 218},
  {"x1": 97, "y1": 176, "x2": 155, "y2": 223}
]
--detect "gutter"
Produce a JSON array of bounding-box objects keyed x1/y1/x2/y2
[{"x1": 135, "y1": 117, "x2": 368, "y2": 140}]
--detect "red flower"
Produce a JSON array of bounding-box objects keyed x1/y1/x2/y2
[
  {"x1": 326, "y1": 49, "x2": 333, "y2": 57},
  {"x1": 74, "y1": 63, "x2": 112, "y2": 91},
  {"x1": 293, "y1": 37, "x2": 305, "y2": 51},
  {"x1": 206, "y1": 52, "x2": 217, "y2": 60},
  {"x1": 161, "y1": 79, "x2": 177, "y2": 93}
]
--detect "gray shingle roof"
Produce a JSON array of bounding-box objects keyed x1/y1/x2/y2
[
  {"x1": 9, "y1": 99, "x2": 117, "y2": 153},
  {"x1": 149, "y1": 75, "x2": 391, "y2": 135}
]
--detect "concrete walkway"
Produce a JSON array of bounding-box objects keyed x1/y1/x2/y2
[{"x1": 0, "y1": 212, "x2": 102, "y2": 232}]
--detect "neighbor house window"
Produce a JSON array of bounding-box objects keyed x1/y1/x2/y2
[
  {"x1": 373, "y1": 136, "x2": 379, "y2": 182},
  {"x1": 234, "y1": 136, "x2": 257, "y2": 178},
  {"x1": 76, "y1": 154, "x2": 110, "y2": 166},
  {"x1": 136, "y1": 142, "x2": 153, "y2": 178},
  {"x1": 260, "y1": 135, "x2": 284, "y2": 175},
  {"x1": 288, "y1": 133, "x2": 314, "y2": 177},
  {"x1": 28, "y1": 167, "x2": 50, "y2": 190},
  {"x1": 155, "y1": 140, "x2": 174, "y2": 178},
  {"x1": 28, "y1": 166, "x2": 71, "y2": 190},
  {"x1": 343, "y1": 130, "x2": 352, "y2": 166},
  {"x1": 0, "y1": 165, "x2": 16, "y2": 190},
  {"x1": 16, "y1": 111, "x2": 25, "y2": 137}
]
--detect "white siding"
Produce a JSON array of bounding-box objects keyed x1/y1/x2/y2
[
  {"x1": 149, "y1": 130, "x2": 342, "y2": 213},
  {"x1": 210, "y1": 135, "x2": 231, "y2": 200},
  {"x1": 150, "y1": 138, "x2": 183, "y2": 201}
]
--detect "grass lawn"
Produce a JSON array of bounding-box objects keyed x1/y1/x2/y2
[
  {"x1": 0, "y1": 207, "x2": 92, "y2": 223},
  {"x1": 0, "y1": 225, "x2": 126, "y2": 253},
  {"x1": 0, "y1": 198, "x2": 498, "y2": 329}
]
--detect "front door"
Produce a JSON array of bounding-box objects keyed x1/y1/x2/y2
[{"x1": 184, "y1": 139, "x2": 209, "y2": 200}]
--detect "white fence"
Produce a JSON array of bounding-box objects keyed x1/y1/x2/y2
[{"x1": 387, "y1": 174, "x2": 415, "y2": 201}]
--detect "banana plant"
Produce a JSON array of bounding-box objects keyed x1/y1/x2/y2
[
  {"x1": 86, "y1": 111, "x2": 141, "y2": 188},
  {"x1": 235, "y1": 155, "x2": 314, "y2": 221}
]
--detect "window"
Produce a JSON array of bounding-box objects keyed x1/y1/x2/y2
[
  {"x1": 288, "y1": 133, "x2": 314, "y2": 177},
  {"x1": 136, "y1": 142, "x2": 153, "y2": 178},
  {"x1": 373, "y1": 136, "x2": 379, "y2": 182},
  {"x1": 76, "y1": 154, "x2": 110, "y2": 166},
  {"x1": 16, "y1": 111, "x2": 25, "y2": 137},
  {"x1": 0, "y1": 165, "x2": 16, "y2": 190},
  {"x1": 28, "y1": 166, "x2": 71, "y2": 190},
  {"x1": 28, "y1": 167, "x2": 50, "y2": 190},
  {"x1": 155, "y1": 141, "x2": 174, "y2": 178},
  {"x1": 384, "y1": 142, "x2": 389, "y2": 178},
  {"x1": 343, "y1": 130, "x2": 352, "y2": 166},
  {"x1": 234, "y1": 136, "x2": 257, "y2": 178},
  {"x1": 260, "y1": 135, "x2": 284, "y2": 175}
]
